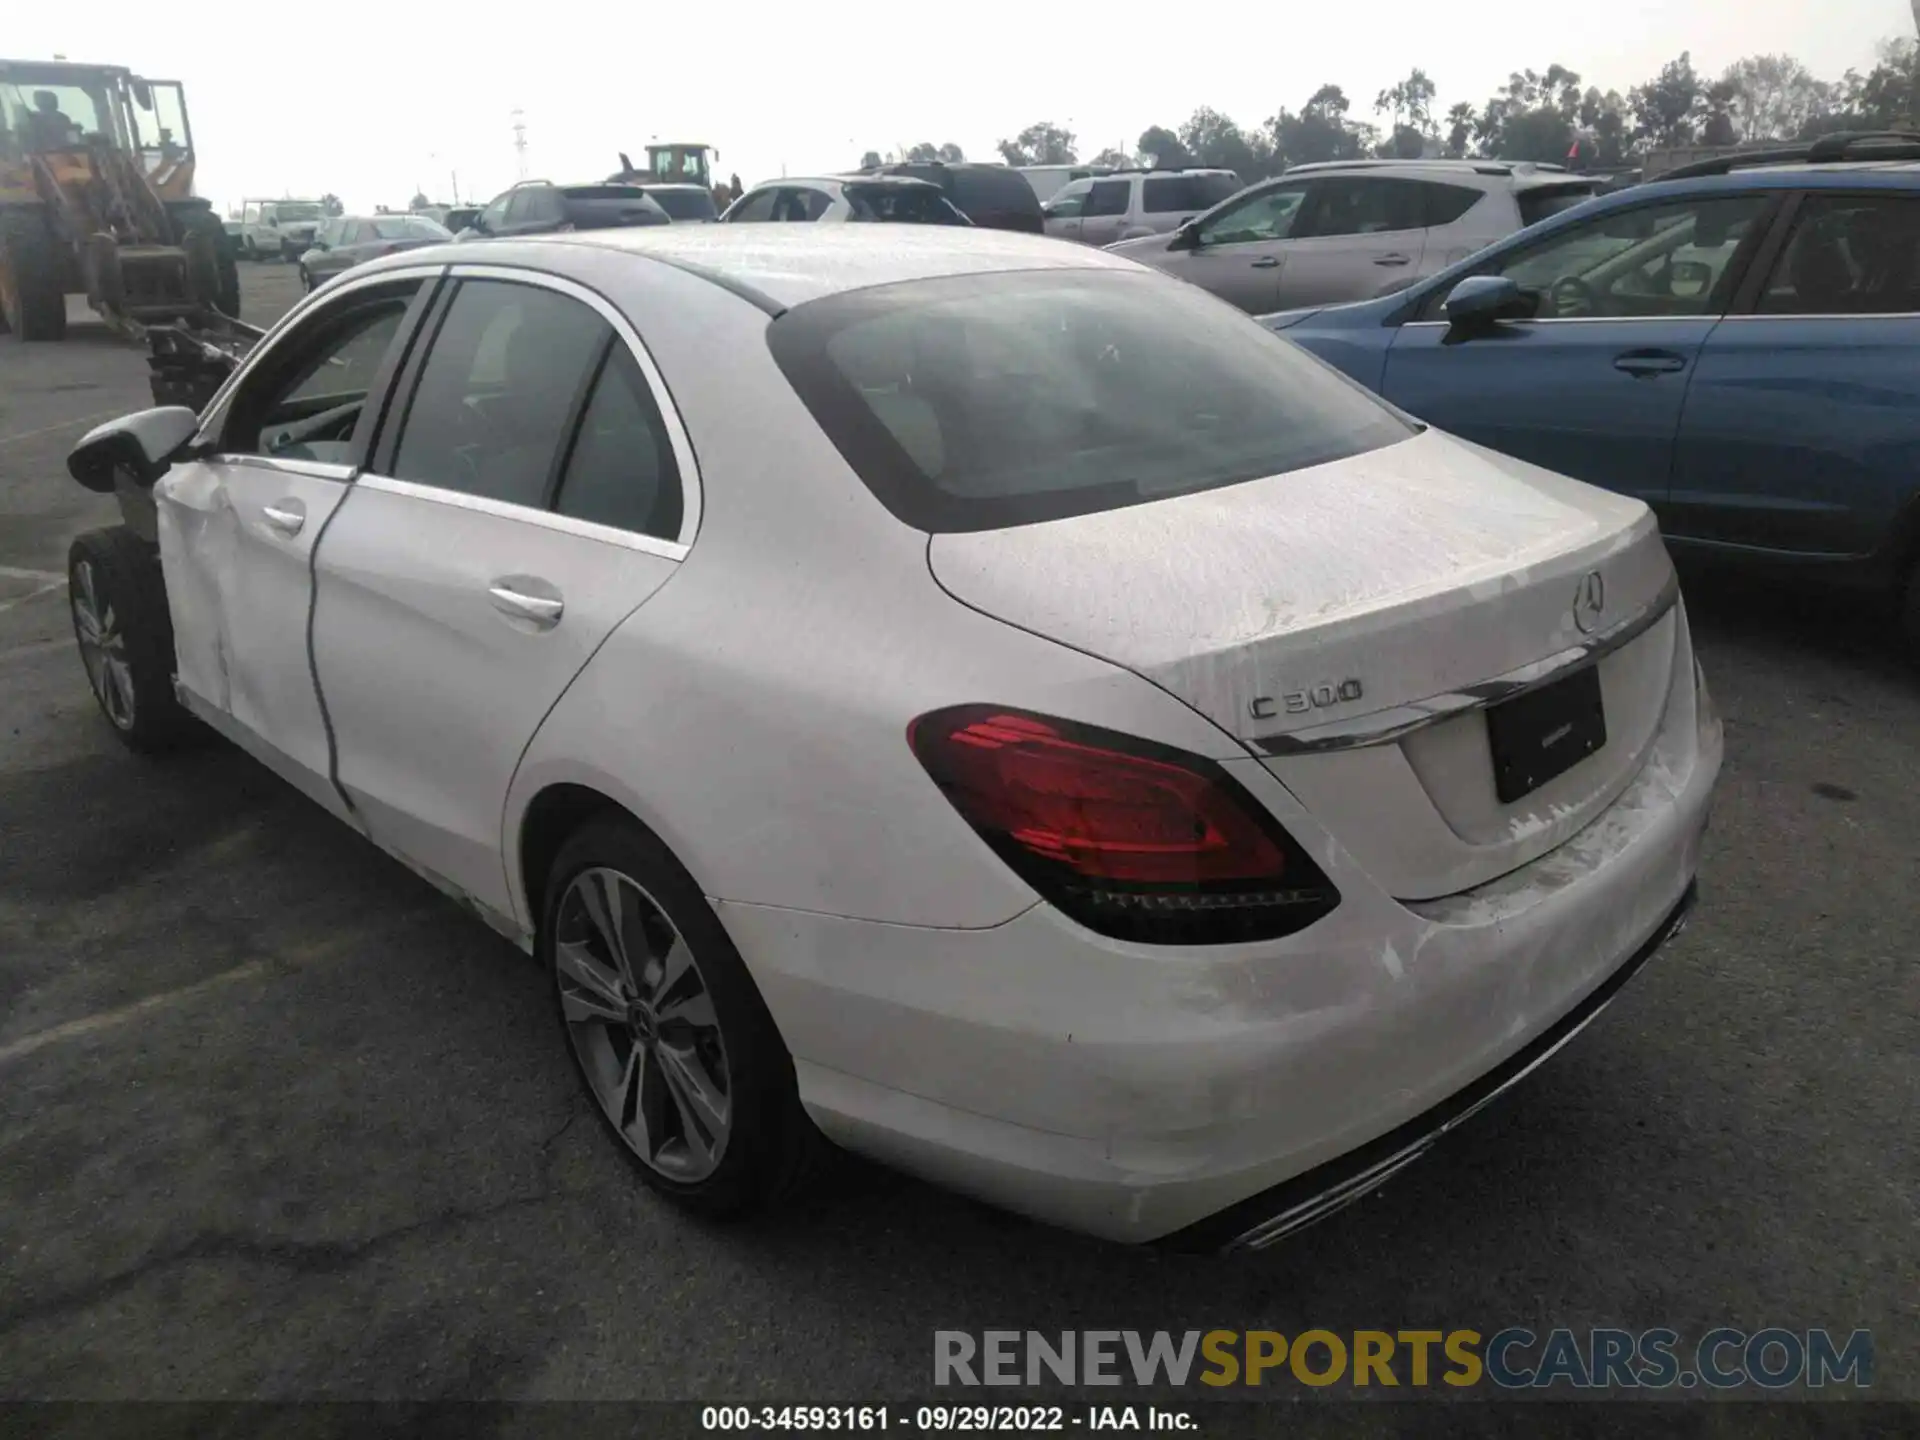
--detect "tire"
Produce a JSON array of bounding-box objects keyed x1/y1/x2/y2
[
  {"x1": 543, "y1": 815, "x2": 827, "y2": 1218},
  {"x1": 181, "y1": 212, "x2": 241, "y2": 317},
  {"x1": 0, "y1": 210, "x2": 68, "y2": 341},
  {"x1": 67, "y1": 528, "x2": 196, "y2": 754},
  {"x1": 244, "y1": 237, "x2": 259, "y2": 261}
]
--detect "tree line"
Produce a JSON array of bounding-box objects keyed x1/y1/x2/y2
[{"x1": 859, "y1": 38, "x2": 1920, "y2": 178}]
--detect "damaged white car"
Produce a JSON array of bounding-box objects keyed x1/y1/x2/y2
[{"x1": 64, "y1": 227, "x2": 1720, "y2": 1248}]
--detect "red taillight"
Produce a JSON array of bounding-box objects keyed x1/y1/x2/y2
[{"x1": 909, "y1": 705, "x2": 1338, "y2": 944}]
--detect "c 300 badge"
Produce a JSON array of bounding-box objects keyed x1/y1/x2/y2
[{"x1": 1250, "y1": 679, "x2": 1363, "y2": 720}]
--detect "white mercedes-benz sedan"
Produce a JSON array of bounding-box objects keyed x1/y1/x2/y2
[{"x1": 65, "y1": 226, "x2": 1719, "y2": 1249}]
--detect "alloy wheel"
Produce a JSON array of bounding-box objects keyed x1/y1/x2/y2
[
  {"x1": 71, "y1": 559, "x2": 134, "y2": 730},
  {"x1": 555, "y1": 866, "x2": 732, "y2": 1181}
]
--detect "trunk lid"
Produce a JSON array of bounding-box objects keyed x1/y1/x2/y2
[{"x1": 927, "y1": 428, "x2": 1680, "y2": 900}]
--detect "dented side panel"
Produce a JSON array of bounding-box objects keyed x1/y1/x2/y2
[{"x1": 153, "y1": 457, "x2": 355, "y2": 820}]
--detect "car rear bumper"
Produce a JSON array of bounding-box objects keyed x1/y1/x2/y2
[{"x1": 717, "y1": 642, "x2": 1720, "y2": 1246}]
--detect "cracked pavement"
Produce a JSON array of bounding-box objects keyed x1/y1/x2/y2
[{"x1": 0, "y1": 265, "x2": 1914, "y2": 1406}]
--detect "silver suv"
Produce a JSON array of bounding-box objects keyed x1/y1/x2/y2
[
  {"x1": 1105, "y1": 159, "x2": 1600, "y2": 312},
  {"x1": 1042, "y1": 168, "x2": 1244, "y2": 246}
]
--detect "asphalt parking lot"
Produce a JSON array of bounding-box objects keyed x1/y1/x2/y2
[{"x1": 0, "y1": 260, "x2": 1915, "y2": 1410}]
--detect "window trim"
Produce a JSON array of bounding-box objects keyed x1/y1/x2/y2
[{"x1": 361, "y1": 262, "x2": 702, "y2": 552}]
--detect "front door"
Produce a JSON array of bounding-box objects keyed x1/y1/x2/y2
[
  {"x1": 1156, "y1": 180, "x2": 1312, "y2": 313},
  {"x1": 1378, "y1": 191, "x2": 1774, "y2": 513},
  {"x1": 309, "y1": 271, "x2": 692, "y2": 918},
  {"x1": 155, "y1": 274, "x2": 437, "y2": 819},
  {"x1": 1042, "y1": 180, "x2": 1089, "y2": 243}
]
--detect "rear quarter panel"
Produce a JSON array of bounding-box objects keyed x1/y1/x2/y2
[{"x1": 502, "y1": 250, "x2": 1241, "y2": 933}]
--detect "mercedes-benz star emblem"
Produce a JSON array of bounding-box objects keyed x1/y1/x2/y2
[{"x1": 1572, "y1": 571, "x2": 1606, "y2": 635}]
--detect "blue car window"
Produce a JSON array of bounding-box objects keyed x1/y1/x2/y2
[
  {"x1": 1436, "y1": 195, "x2": 1771, "y2": 321},
  {"x1": 1757, "y1": 195, "x2": 1920, "y2": 316}
]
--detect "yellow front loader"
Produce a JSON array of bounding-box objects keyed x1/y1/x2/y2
[{"x1": 0, "y1": 59, "x2": 241, "y2": 345}]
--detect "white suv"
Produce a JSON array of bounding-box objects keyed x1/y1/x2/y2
[
  {"x1": 1042, "y1": 168, "x2": 1245, "y2": 246},
  {"x1": 1106, "y1": 159, "x2": 1601, "y2": 312}
]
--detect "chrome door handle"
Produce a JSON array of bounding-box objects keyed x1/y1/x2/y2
[
  {"x1": 488, "y1": 580, "x2": 565, "y2": 627},
  {"x1": 1374, "y1": 253, "x2": 1412, "y2": 266},
  {"x1": 1249, "y1": 256, "x2": 1281, "y2": 269},
  {"x1": 263, "y1": 499, "x2": 306, "y2": 535}
]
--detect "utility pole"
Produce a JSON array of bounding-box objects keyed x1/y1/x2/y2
[{"x1": 512, "y1": 110, "x2": 529, "y2": 181}]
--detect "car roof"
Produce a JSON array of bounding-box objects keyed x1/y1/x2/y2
[
  {"x1": 1604, "y1": 161, "x2": 1920, "y2": 205},
  {"x1": 521, "y1": 225, "x2": 1136, "y2": 309}
]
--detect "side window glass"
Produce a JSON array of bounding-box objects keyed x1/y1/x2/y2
[
  {"x1": 388, "y1": 281, "x2": 610, "y2": 507},
  {"x1": 1304, "y1": 178, "x2": 1424, "y2": 239},
  {"x1": 1084, "y1": 180, "x2": 1130, "y2": 218},
  {"x1": 1489, "y1": 195, "x2": 1769, "y2": 319},
  {"x1": 805, "y1": 188, "x2": 834, "y2": 221},
  {"x1": 228, "y1": 294, "x2": 416, "y2": 460},
  {"x1": 1199, "y1": 185, "x2": 1306, "y2": 246},
  {"x1": 728, "y1": 189, "x2": 778, "y2": 222},
  {"x1": 480, "y1": 195, "x2": 509, "y2": 229},
  {"x1": 1045, "y1": 185, "x2": 1088, "y2": 218},
  {"x1": 553, "y1": 345, "x2": 685, "y2": 541},
  {"x1": 1758, "y1": 196, "x2": 1920, "y2": 316},
  {"x1": 1421, "y1": 183, "x2": 1483, "y2": 228}
]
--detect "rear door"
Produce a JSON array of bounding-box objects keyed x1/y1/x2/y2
[
  {"x1": 1669, "y1": 189, "x2": 1920, "y2": 558},
  {"x1": 307, "y1": 267, "x2": 695, "y2": 918},
  {"x1": 156, "y1": 272, "x2": 438, "y2": 820},
  {"x1": 1271, "y1": 176, "x2": 1429, "y2": 307},
  {"x1": 1378, "y1": 190, "x2": 1776, "y2": 513}
]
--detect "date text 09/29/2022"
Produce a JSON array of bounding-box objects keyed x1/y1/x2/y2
[{"x1": 702, "y1": 1406, "x2": 1194, "y2": 1432}]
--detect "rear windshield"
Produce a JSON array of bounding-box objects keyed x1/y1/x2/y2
[
  {"x1": 1518, "y1": 184, "x2": 1600, "y2": 227},
  {"x1": 564, "y1": 185, "x2": 651, "y2": 202},
  {"x1": 845, "y1": 184, "x2": 969, "y2": 225},
  {"x1": 373, "y1": 216, "x2": 452, "y2": 239},
  {"x1": 1142, "y1": 173, "x2": 1242, "y2": 214},
  {"x1": 648, "y1": 188, "x2": 719, "y2": 221},
  {"x1": 888, "y1": 164, "x2": 1044, "y2": 227},
  {"x1": 565, "y1": 191, "x2": 668, "y2": 228},
  {"x1": 768, "y1": 269, "x2": 1416, "y2": 533}
]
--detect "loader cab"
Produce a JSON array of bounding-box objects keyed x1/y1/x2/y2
[
  {"x1": 0, "y1": 61, "x2": 121, "y2": 158},
  {"x1": 0, "y1": 62, "x2": 195, "y2": 199},
  {"x1": 644, "y1": 142, "x2": 715, "y2": 193}
]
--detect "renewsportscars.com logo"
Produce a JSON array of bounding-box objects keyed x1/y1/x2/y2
[{"x1": 934, "y1": 1328, "x2": 1875, "y2": 1391}]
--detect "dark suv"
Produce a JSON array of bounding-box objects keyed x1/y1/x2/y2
[
  {"x1": 460, "y1": 181, "x2": 671, "y2": 241},
  {"x1": 861, "y1": 161, "x2": 1044, "y2": 233}
]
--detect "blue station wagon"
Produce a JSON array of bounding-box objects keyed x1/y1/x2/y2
[{"x1": 1261, "y1": 133, "x2": 1920, "y2": 661}]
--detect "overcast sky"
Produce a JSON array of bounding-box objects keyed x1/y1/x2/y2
[{"x1": 11, "y1": 1, "x2": 1916, "y2": 214}]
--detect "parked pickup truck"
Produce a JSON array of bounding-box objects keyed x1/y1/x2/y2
[{"x1": 239, "y1": 198, "x2": 328, "y2": 261}]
